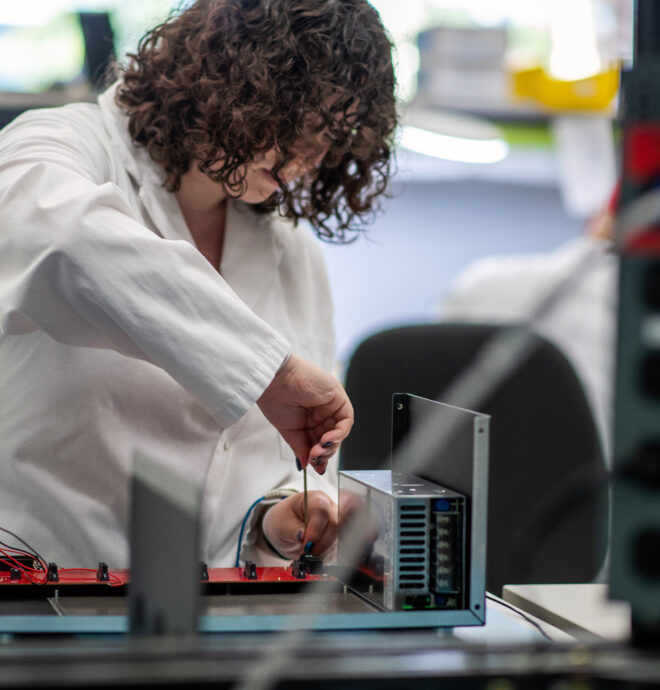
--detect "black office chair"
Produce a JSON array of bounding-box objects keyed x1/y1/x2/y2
[{"x1": 340, "y1": 322, "x2": 608, "y2": 595}]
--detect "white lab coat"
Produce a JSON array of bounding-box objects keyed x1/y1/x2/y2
[{"x1": 0, "y1": 84, "x2": 337, "y2": 568}]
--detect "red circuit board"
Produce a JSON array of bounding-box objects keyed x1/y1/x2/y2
[{"x1": 0, "y1": 566, "x2": 328, "y2": 587}]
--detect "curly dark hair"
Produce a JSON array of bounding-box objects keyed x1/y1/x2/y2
[{"x1": 115, "y1": 0, "x2": 398, "y2": 242}]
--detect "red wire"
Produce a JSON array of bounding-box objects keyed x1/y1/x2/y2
[
  {"x1": 59, "y1": 568, "x2": 123, "y2": 587},
  {"x1": 0, "y1": 558, "x2": 46, "y2": 584},
  {"x1": 1, "y1": 559, "x2": 122, "y2": 587},
  {"x1": 0, "y1": 548, "x2": 42, "y2": 572},
  {"x1": 59, "y1": 575, "x2": 122, "y2": 587}
]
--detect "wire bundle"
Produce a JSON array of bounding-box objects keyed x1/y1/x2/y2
[{"x1": 0, "y1": 527, "x2": 122, "y2": 586}]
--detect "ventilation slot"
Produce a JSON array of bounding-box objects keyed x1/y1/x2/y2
[{"x1": 396, "y1": 503, "x2": 429, "y2": 600}]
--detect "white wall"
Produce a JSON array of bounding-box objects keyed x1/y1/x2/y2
[{"x1": 319, "y1": 147, "x2": 585, "y2": 366}]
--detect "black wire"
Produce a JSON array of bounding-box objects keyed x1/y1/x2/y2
[
  {"x1": 0, "y1": 540, "x2": 34, "y2": 557},
  {"x1": 486, "y1": 592, "x2": 554, "y2": 642},
  {"x1": 0, "y1": 527, "x2": 47, "y2": 570},
  {"x1": 0, "y1": 540, "x2": 40, "y2": 565}
]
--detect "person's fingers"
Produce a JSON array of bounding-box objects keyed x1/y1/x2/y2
[
  {"x1": 305, "y1": 408, "x2": 353, "y2": 470},
  {"x1": 309, "y1": 446, "x2": 335, "y2": 470},
  {"x1": 302, "y1": 494, "x2": 338, "y2": 557},
  {"x1": 256, "y1": 353, "x2": 354, "y2": 472},
  {"x1": 279, "y1": 429, "x2": 312, "y2": 469},
  {"x1": 308, "y1": 455, "x2": 329, "y2": 475},
  {"x1": 261, "y1": 495, "x2": 305, "y2": 559},
  {"x1": 278, "y1": 405, "x2": 353, "y2": 471},
  {"x1": 309, "y1": 399, "x2": 354, "y2": 433},
  {"x1": 309, "y1": 434, "x2": 339, "y2": 456},
  {"x1": 310, "y1": 415, "x2": 353, "y2": 450},
  {"x1": 288, "y1": 491, "x2": 306, "y2": 521},
  {"x1": 311, "y1": 417, "x2": 337, "y2": 438},
  {"x1": 264, "y1": 492, "x2": 339, "y2": 560}
]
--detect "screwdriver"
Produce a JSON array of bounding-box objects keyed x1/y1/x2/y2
[{"x1": 303, "y1": 466, "x2": 309, "y2": 536}]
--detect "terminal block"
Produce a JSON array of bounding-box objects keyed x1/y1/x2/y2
[
  {"x1": 96, "y1": 562, "x2": 110, "y2": 582},
  {"x1": 46, "y1": 562, "x2": 59, "y2": 583},
  {"x1": 242, "y1": 561, "x2": 257, "y2": 580}
]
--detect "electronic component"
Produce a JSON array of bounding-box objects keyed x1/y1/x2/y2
[
  {"x1": 339, "y1": 470, "x2": 467, "y2": 611},
  {"x1": 0, "y1": 554, "x2": 42, "y2": 573},
  {"x1": 96, "y1": 562, "x2": 110, "y2": 582},
  {"x1": 46, "y1": 563, "x2": 59, "y2": 583},
  {"x1": 291, "y1": 560, "x2": 306, "y2": 579},
  {"x1": 299, "y1": 553, "x2": 324, "y2": 575},
  {"x1": 242, "y1": 561, "x2": 257, "y2": 580}
]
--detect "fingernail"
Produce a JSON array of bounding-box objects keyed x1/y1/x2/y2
[
  {"x1": 311, "y1": 455, "x2": 327, "y2": 466},
  {"x1": 295, "y1": 457, "x2": 302, "y2": 471},
  {"x1": 304, "y1": 541, "x2": 314, "y2": 553},
  {"x1": 296, "y1": 530, "x2": 303, "y2": 542},
  {"x1": 322, "y1": 441, "x2": 335, "y2": 448}
]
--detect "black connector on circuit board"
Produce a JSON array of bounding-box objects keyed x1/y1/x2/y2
[
  {"x1": 243, "y1": 560, "x2": 257, "y2": 580},
  {"x1": 291, "y1": 554, "x2": 324, "y2": 579},
  {"x1": 291, "y1": 560, "x2": 306, "y2": 579},
  {"x1": 96, "y1": 562, "x2": 110, "y2": 582},
  {"x1": 299, "y1": 553, "x2": 324, "y2": 575},
  {"x1": 46, "y1": 562, "x2": 59, "y2": 583}
]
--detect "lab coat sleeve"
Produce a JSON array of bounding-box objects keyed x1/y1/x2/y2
[{"x1": 0, "y1": 112, "x2": 290, "y2": 428}]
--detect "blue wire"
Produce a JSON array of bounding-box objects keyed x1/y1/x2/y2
[{"x1": 234, "y1": 496, "x2": 266, "y2": 567}]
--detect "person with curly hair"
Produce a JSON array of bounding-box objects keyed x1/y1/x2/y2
[{"x1": 0, "y1": 0, "x2": 397, "y2": 568}]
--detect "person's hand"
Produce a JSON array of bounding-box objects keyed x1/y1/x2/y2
[
  {"x1": 262, "y1": 491, "x2": 338, "y2": 560},
  {"x1": 257, "y1": 353, "x2": 353, "y2": 473}
]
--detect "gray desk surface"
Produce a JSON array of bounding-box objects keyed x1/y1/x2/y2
[
  {"x1": 0, "y1": 595, "x2": 655, "y2": 688},
  {"x1": 503, "y1": 583, "x2": 632, "y2": 642},
  {"x1": 0, "y1": 592, "x2": 569, "y2": 640}
]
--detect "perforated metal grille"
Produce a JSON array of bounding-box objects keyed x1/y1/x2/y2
[{"x1": 396, "y1": 503, "x2": 429, "y2": 593}]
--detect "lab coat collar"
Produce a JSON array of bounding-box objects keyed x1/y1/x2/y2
[
  {"x1": 97, "y1": 81, "x2": 286, "y2": 307},
  {"x1": 97, "y1": 83, "x2": 191, "y2": 243},
  {"x1": 221, "y1": 202, "x2": 286, "y2": 308},
  {"x1": 97, "y1": 82, "x2": 163, "y2": 188}
]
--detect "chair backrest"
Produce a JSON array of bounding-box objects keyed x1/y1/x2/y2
[{"x1": 340, "y1": 322, "x2": 607, "y2": 595}]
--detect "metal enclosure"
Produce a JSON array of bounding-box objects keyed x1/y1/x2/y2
[
  {"x1": 339, "y1": 470, "x2": 468, "y2": 611},
  {"x1": 339, "y1": 395, "x2": 489, "y2": 626}
]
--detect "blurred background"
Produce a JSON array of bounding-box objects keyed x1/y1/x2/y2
[{"x1": 0, "y1": 0, "x2": 634, "y2": 367}]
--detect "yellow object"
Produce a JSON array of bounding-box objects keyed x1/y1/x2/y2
[{"x1": 511, "y1": 64, "x2": 619, "y2": 111}]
